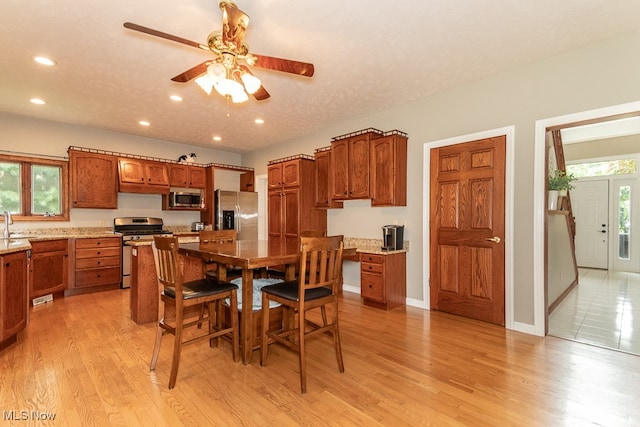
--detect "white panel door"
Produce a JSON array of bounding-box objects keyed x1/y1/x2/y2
[{"x1": 573, "y1": 180, "x2": 609, "y2": 269}]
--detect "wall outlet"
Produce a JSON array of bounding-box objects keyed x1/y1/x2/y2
[{"x1": 393, "y1": 219, "x2": 398, "y2": 225}]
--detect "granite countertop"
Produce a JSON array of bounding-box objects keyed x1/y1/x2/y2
[
  {"x1": 0, "y1": 238, "x2": 32, "y2": 255},
  {"x1": 126, "y1": 236, "x2": 409, "y2": 254},
  {"x1": 0, "y1": 226, "x2": 410, "y2": 256}
]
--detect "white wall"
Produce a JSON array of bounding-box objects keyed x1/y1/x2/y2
[{"x1": 242, "y1": 30, "x2": 640, "y2": 327}]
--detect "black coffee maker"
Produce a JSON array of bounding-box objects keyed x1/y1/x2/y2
[{"x1": 382, "y1": 225, "x2": 404, "y2": 251}]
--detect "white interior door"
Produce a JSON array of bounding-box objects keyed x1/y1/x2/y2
[{"x1": 573, "y1": 180, "x2": 609, "y2": 269}]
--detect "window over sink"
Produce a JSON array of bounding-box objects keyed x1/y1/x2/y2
[{"x1": 0, "y1": 154, "x2": 69, "y2": 221}]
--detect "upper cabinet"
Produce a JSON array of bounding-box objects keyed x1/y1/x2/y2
[
  {"x1": 69, "y1": 149, "x2": 118, "y2": 209},
  {"x1": 268, "y1": 159, "x2": 302, "y2": 190},
  {"x1": 314, "y1": 147, "x2": 343, "y2": 209},
  {"x1": 268, "y1": 156, "x2": 327, "y2": 245},
  {"x1": 118, "y1": 158, "x2": 170, "y2": 194},
  {"x1": 168, "y1": 164, "x2": 206, "y2": 189},
  {"x1": 331, "y1": 130, "x2": 381, "y2": 200},
  {"x1": 370, "y1": 131, "x2": 408, "y2": 207}
]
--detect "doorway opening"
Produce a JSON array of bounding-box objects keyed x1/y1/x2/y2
[{"x1": 533, "y1": 100, "x2": 640, "y2": 341}]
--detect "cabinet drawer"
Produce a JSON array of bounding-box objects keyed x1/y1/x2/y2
[
  {"x1": 74, "y1": 267, "x2": 121, "y2": 287},
  {"x1": 75, "y1": 238, "x2": 120, "y2": 249},
  {"x1": 361, "y1": 262, "x2": 384, "y2": 274},
  {"x1": 361, "y1": 272, "x2": 384, "y2": 302},
  {"x1": 360, "y1": 253, "x2": 384, "y2": 264},
  {"x1": 75, "y1": 247, "x2": 120, "y2": 259},
  {"x1": 30, "y1": 239, "x2": 68, "y2": 253},
  {"x1": 76, "y1": 256, "x2": 121, "y2": 270}
]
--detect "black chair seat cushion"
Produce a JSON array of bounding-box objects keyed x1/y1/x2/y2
[
  {"x1": 261, "y1": 280, "x2": 332, "y2": 302},
  {"x1": 164, "y1": 278, "x2": 238, "y2": 300}
]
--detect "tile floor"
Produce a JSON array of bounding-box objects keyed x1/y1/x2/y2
[{"x1": 548, "y1": 268, "x2": 640, "y2": 355}]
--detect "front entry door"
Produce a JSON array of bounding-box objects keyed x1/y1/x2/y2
[
  {"x1": 573, "y1": 180, "x2": 609, "y2": 269},
  {"x1": 430, "y1": 136, "x2": 506, "y2": 325}
]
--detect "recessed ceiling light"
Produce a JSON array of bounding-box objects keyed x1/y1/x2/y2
[
  {"x1": 30, "y1": 98, "x2": 46, "y2": 105},
  {"x1": 169, "y1": 95, "x2": 183, "y2": 102},
  {"x1": 254, "y1": 118, "x2": 264, "y2": 124},
  {"x1": 212, "y1": 136, "x2": 222, "y2": 141},
  {"x1": 33, "y1": 56, "x2": 56, "y2": 66},
  {"x1": 139, "y1": 120, "x2": 150, "y2": 127}
]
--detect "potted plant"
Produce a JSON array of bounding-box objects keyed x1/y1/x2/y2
[{"x1": 548, "y1": 169, "x2": 576, "y2": 210}]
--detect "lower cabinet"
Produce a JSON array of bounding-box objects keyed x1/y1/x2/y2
[
  {"x1": 66, "y1": 237, "x2": 122, "y2": 296},
  {"x1": 0, "y1": 250, "x2": 28, "y2": 351},
  {"x1": 360, "y1": 252, "x2": 406, "y2": 310},
  {"x1": 29, "y1": 239, "x2": 68, "y2": 300}
]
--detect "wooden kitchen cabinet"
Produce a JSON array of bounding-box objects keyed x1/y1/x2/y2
[
  {"x1": 118, "y1": 158, "x2": 170, "y2": 194},
  {"x1": 69, "y1": 149, "x2": 118, "y2": 209},
  {"x1": 370, "y1": 131, "x2": 408, "y2": 207},
  {"x1": 0, "y1": 250, "x2": 28, "y2": 351},
  {"x1": 268, "y1": 159, "x2": 302, "y2": 190},
  {"x1": 168, "y1": 164, "x2": 206, "y2": 189},
  {"x1": 66, "y1": 237, "x2": 122, "y2": 296},
  {"x1": 268, "y1": 156, "x2": 326, "y2": 245},
  {"x1": 331, "y1": 130, "x2": 381, "y2": 200},
  {"x1": 314, "y1": 147, "x2": 343, "y2": 209},
  {"x1": 29, "y1": 239, "x2": 68, "y2": 300},
  {"x1": 360, "y1": 251, "x2": 406, "y2": 310}
]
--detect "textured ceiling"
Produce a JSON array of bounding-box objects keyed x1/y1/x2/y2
[{"x1": 2, "y1": 0, "x2": 640, "y2": 153}]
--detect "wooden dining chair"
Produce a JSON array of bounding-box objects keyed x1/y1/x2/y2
[
  {"x1": 199, "y1": 229, "x2": 239, "y2": 278},
  {"x1": 260, "y1": 235, "x2": 344, "y2": 393},
  {"x1": 151, "y1": 235, "x2": 239, "y2": 389},
  {"x1": 265, "y1": 230, "x2": 327, "y2": 279}
]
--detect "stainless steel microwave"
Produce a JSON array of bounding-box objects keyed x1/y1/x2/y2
[{"x1": 168, "y1": 191, "x2": 202, "y2": 208}]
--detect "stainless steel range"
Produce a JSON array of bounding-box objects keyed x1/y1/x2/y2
[{"x1": 114, "y1": 217, "x2": 171, "y2": 288}]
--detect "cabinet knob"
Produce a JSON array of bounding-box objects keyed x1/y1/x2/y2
[{"x1": 97, "y1": 251, "x2": 101, "y2": 255}]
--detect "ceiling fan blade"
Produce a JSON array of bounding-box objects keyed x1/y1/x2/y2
[
  {"x1": 252, "y1": 85, "x2": 271, "y2": 101},
  {"x1": 123, "y1": 22, "x2": 210, "y2": 51},
  {"x1": 220, "y1": 1, "x2": 249, "y2": 51},
  {"x1": 171, "y1": 62, "x2": 210, "y2": 83},
  {"x1": 250, "y1": 54, "x2": 314, "y2": 77}
]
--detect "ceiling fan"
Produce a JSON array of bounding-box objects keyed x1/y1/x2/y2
[{"x1": 124, "y1": 0, "x2": 314, "y2": 103}]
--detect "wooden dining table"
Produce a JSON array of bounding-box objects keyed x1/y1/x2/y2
[
  {"x1": 179, "y1": 239, "x2": 356, "y2": 364},
  {"x1": 180, "y1": 239, "x2": 296, "y2": 364}
]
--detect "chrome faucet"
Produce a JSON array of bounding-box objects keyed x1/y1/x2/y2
[{"x1": 3, "y1": 211, "x2": 12, "y2": 239}]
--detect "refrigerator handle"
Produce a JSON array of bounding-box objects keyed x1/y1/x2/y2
[{"x1": 235, "y1": 204, "x2": 240, "y2": 234}]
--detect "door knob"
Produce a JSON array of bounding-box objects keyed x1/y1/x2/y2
[{"x1": 485, "y1": 236, "x2": 501, "y2": 243}]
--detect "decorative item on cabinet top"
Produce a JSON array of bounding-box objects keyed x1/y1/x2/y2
[
  {"x1": 68, "y1": 146, "x2": 253, "y2": 172},
  {"x1": 330, "y1": 127, "x2": 384, "y2": 142},
  {"x1": 330, "y1": 128, "x2": 408, "y2": 142},
  {"x1": 177, "y1": 153, "x2": 197, "y2": 163},
  {"x1": 267, "y1": 153, "x2": 315, "y2": 165}
]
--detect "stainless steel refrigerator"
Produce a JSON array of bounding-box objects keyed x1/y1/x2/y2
[{"x1": 214, "y1": 189, "x2": 259, "y2": 240}]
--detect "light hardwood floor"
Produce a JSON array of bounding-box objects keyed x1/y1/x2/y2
[{"x1": 1, "y1": 289, "x2": 639, "y2": 426}]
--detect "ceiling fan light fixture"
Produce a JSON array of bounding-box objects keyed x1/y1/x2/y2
[
  {"x1": 240, "y1": 71, "x2": 261, "y2": 94},
  {"x1": 195, "y1": 75, "x2": 214, "y2": 95},
  {"x1": 207, "y1": 62, "x2": 226, "y2": 81},
  {"x1": 230, "y1": 90, "x2": 249, "y2": 104}
]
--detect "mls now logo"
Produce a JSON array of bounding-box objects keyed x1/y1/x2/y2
[{"x1": 3, "y1": 410, "x2": 56, "y2": 421}]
